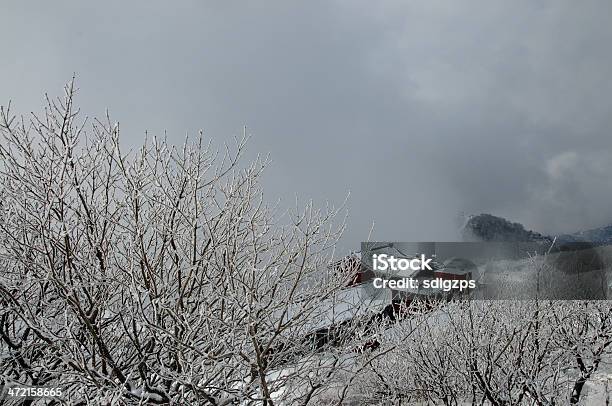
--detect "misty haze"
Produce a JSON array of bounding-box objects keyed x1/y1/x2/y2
[{"x1": 1, "y1": 1, "x2": 612, "y2": 405}]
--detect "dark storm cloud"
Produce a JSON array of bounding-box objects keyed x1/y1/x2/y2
[{"x1": 2, "y1": 1, "x2": 612, "y2": 250}]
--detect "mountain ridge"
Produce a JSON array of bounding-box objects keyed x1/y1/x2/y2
[{"x1": 462, "y1": 213, "x2": 612, "y2": 246}]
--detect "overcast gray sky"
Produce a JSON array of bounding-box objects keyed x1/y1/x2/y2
[{"x1": 2, "y1": 1, "x2": 612, "y2": 250}]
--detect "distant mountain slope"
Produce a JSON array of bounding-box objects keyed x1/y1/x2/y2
[
  {"x1": 462, "y1": 213, "x2": 612, "y2": 246},
  {"x1": 461, "y1": 213, "x2": 553, "y2": 243},
  {"x1": 557, "y1": 225, "x2": 612, "y2": 245}
]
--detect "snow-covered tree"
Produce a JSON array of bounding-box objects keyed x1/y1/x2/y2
[{"x1": 0, "y1": 81, "x2": 381, "y2": 405}]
